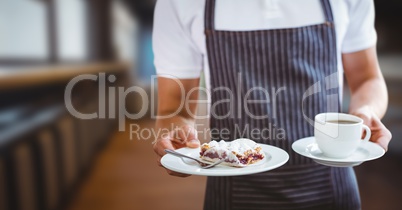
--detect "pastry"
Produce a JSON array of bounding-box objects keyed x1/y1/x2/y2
[{"x1": 200, "y1": 139, "x2": 265, "y2": 167}]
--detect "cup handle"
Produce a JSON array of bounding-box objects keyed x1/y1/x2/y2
[{"x1": 361, "y1": 124, "x2": 371, "y2": 143}]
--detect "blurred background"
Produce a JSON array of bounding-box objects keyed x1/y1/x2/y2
[{"x1": 0, "y1": 0, "x2": 401, "y2": 210}]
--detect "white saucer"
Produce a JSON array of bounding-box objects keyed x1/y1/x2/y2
[{"x1": 292, "y1": 137, "x2": 385, "y2": 167}]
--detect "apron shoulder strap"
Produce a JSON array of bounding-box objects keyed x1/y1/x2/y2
[
  {"x1": 320, "y1": 0, "x2": 335, "y2": 23},
  {"x1": 204, "y1": 0, "x2": 216, "y2": 33}
]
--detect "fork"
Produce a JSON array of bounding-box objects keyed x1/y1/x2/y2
[{"x1": 164, "y1": 149, "x2": 225, "y2": 169}]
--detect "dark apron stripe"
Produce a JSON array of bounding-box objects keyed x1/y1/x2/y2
[{"x1": 331, "y1": 167, "x2": 361, "y2": 210}]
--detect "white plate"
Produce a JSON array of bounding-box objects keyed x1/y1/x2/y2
[
  {"x1": 161, "y1": 144, "x2": 289, "y2": 176},
  {"x1": 292, "y1": 137, "x2": 385, "y2": 167}
]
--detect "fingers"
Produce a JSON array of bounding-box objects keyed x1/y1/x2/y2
[
  {"x1": 358, "y1": 113, "x2": 392, "y2": 151},
  {"x1": 180, "y1": 125, "x2": 200, "y2": 148},
  {"x1": 351, "y1": 109, "x2": 389, "y2": 143},
  {"x1": 352, "y1": 112, "x2": 371, "y2": 139},
  {"x1": 372, "y1": 121, "x2": 392, "y2": 151},
  {"x1": 373, "y1": 127, "x2": 392, "y2": 151},
  {"x1": 153, "y1": 135, "x2": 175, "y2": 158},
  {"x1": 153, "y1": 130, "x2": 193, "y2": 177},
  {"x1": 352, "y1": 112, "x2": 373, "y2": 127},
  {"x1": 170, "y1": 125, "x2": 200, "y2": 148},
  {"x1": 376, "y1": 135, "x2": 390, "y2": 151},
  {"x1": 156, "y1": 156, "x2": 191, "y2": 177}
]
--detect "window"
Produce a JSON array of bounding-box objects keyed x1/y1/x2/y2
[
  {"x1": 0, "y1": 0, "x2": 88, "y2": 64},
  {"x1": 0, "y1": 0, "x2": 49, "y2": 61},
  {"x1": 55, "y1": 0, "x2": 87, "y2": 61}
]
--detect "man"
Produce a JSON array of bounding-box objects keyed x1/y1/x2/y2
[{"x1": 152, "y1": 0, "x2": 392, "y2": 209}]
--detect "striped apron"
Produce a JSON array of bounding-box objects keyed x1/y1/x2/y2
[{"x1": 203, "y1": 0, "x2": 361, "y2": 209}]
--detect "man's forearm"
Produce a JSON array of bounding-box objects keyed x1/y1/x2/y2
[
  {"x1": 155, "y1": 77, "x2": 200, "y2": 138},
  {"x1": 348, "y1": 76, "x2": 388, "y2": 119},
  {"x1": 155, "y1": 116, "x2": 196, "y2": 135}
]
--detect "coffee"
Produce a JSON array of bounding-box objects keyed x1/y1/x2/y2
[{"x1": 326, "y1": 120, "x2": 357, "y2": 124}]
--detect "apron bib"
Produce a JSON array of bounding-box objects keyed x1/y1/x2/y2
[{"x1": 203, "y1": 0, "x2": 361, "y2": 209}]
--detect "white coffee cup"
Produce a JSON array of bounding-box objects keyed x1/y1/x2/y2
[{"x1": 314, "y1": 113, "x2": 371, "y2": 159}]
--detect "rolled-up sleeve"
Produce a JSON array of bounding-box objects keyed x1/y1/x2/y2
[
  {"x1": 152, "y1": 0, "x2": 203, "y2": 78},
  {"x1": 341, "y1": 0, "x2": 377, "y2": 53}
]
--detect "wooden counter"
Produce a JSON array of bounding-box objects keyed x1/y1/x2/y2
[{"x1": 0, "y1": 62, "x2": 130, "y2": 91}]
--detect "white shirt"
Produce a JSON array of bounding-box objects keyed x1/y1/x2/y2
[{"x1": 153, "y1": 0, "x2": 377, "y2": 85}]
